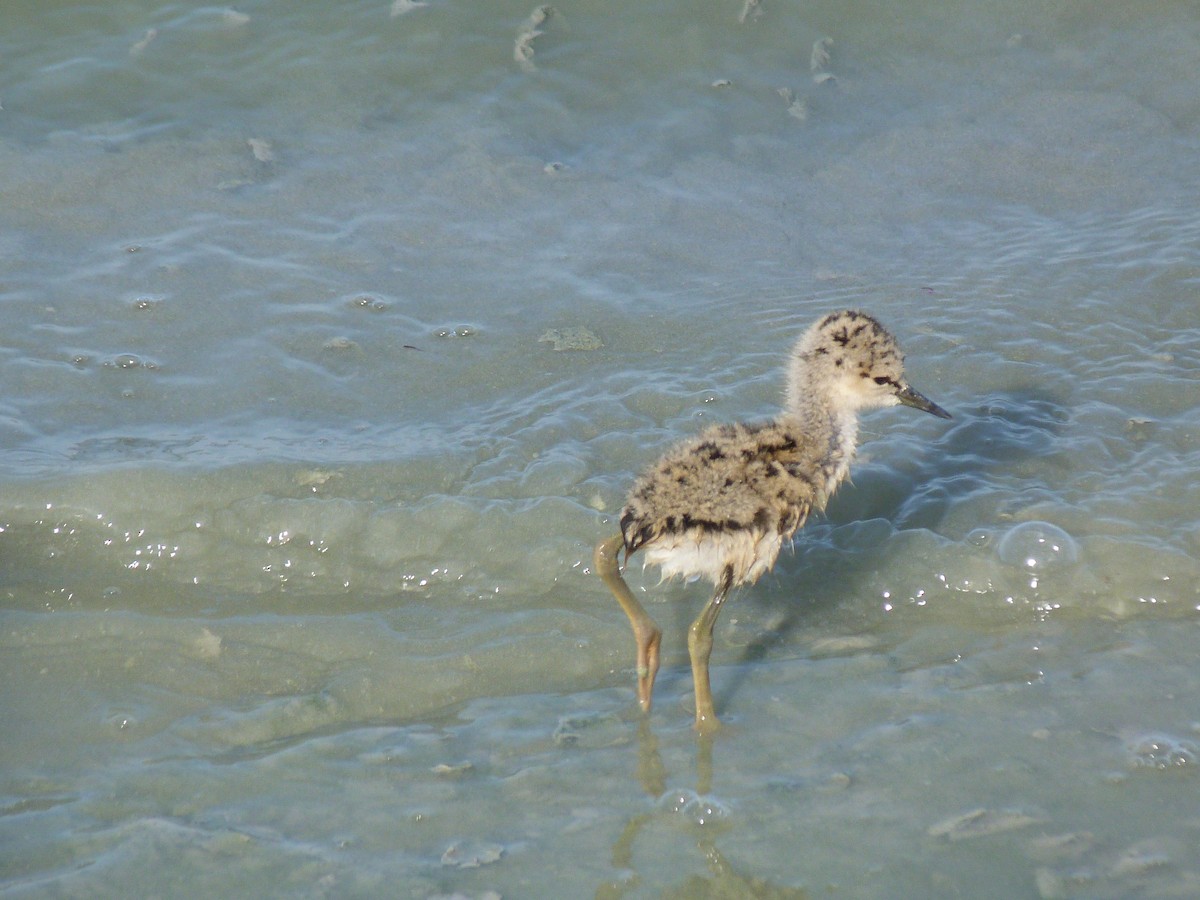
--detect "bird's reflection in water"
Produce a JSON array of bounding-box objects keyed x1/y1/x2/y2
[{"x1": 596, "y1": 722, "x2": 808, "y2": 899}]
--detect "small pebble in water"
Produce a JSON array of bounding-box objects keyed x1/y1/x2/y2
[
  {"x1": 1109, "y1": 843, "x2": 1172, "y2": 877},
  {"x1": 440, "y1": 840, "x2": 503, "y2": 868},
  {"x1": 129, "y1": 28, "x2": 157, "y2": 56},
  {"x1": 193, "y1": 627, "x2": 222, "y2": 660},
  {"x1": 390, "y1": 0, "x2": 428, "y2": 16},
  {"x1": 776, "y1": 87, "x2": 808, "y2": 122},
  {"x1": 811, "y1": 36, "x2": 833, "y2": 72},
  {"x1": 552, "y1": 712, "x2": 627, "y2": 748},
  {"x1": 928, "y1": 807, "x2": 1043, "y2": 841},
  {"x1": 538, "y1": 326, "x2": 602, "y2": 351},
  {"x1": 431, "y1": 761, "x2": 474, "y2": 778},
  {"x1": 1125, "y1": 416, "x2": 1156, "y2": 441},
  {"x1": 514, "y1": 5, "x2": 553, "y2": 73},
  {"x1": 737, "y1": 0, "x2": 761, "y2": 24},
  {"x1": 295, "y1": 469, "x2": 341, "y2": 490},
  {"x1": 247, "y1": 138, "x2": 275, "y2": 163},
  {"x1": 1028, "y1": 831, "x2": 1096, "y2": 861}
]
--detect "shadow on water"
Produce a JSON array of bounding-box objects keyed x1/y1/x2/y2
[
  {"x1": 595, "y1": 721, "x2": 809, "y2": 900},
  {"x1": 713, "y1": 388, "x2": 1070, "y2": 715}
]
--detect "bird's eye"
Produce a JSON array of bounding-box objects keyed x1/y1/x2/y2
[{"x1": 874, "y1": 376, "x2": 892, "y2": 386}]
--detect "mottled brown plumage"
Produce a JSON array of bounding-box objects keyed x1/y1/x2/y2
[{"x1": 594, "y1": 310, "x2": 950, "y2": 731}]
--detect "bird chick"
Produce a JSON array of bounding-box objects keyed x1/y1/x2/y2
[{"x1": 594, "y1": 310, "x2": 950, "y2": 731}]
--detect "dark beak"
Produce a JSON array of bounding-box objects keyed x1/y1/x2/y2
[{"x1": 896, "y1": 384, "x2": 952, "y2": 419}]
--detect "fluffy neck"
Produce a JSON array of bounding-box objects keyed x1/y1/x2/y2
[{"x1": 783, "y1": 345, "x2": 862, "y2": 505}]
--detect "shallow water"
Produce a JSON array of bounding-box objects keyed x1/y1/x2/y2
[{"x1": 3, "y1": 0, "x2": 1200, "y2": 897}]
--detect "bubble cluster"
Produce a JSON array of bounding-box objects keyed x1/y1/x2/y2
[
  {"x1": 657, "y1": 788, "x2": 730, "y2": 827},
  {"x1": 349, "y1": 294, "x2": 389, "y2": 312},
  {"x1": 1128, "y1": 733, "x2": 1197, "y2": 770},
  {"x1": 435, "y1": 325, "x2": 477, "y2": 338}
]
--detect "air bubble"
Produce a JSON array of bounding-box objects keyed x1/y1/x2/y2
[
  {"x1": 107, "y1": 713, "x2": 136, "y2": 731},
  {"x1": 966, "y1": 528, "x2": 991, "y2": 547},
  {"x1": 105, "y1": 353, "x2": 158, "y2": 371},
  {"x1": 996, "y1": 521, "x2": 1078, "y2": 573}
]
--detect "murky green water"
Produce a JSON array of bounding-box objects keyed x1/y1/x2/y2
[{"x1": 3, "y1": 0, "x2": 1199, "y2": 896}]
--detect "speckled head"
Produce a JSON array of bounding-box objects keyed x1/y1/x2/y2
[{"x1": 786, "y1": 310, "x2": 951, "y2": 419}]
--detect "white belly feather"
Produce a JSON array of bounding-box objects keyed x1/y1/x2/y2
[{"x1": 642, "y1": 526, "x2": 785, "y2": 588}]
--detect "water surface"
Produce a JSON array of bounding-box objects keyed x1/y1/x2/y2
[{"x1": 3, "y1": 0, "x2": 1200, "y2": 896}]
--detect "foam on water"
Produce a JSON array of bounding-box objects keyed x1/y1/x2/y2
[{"x1": 3, "y1": 0, "x2": 1200, "y2": 896}]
